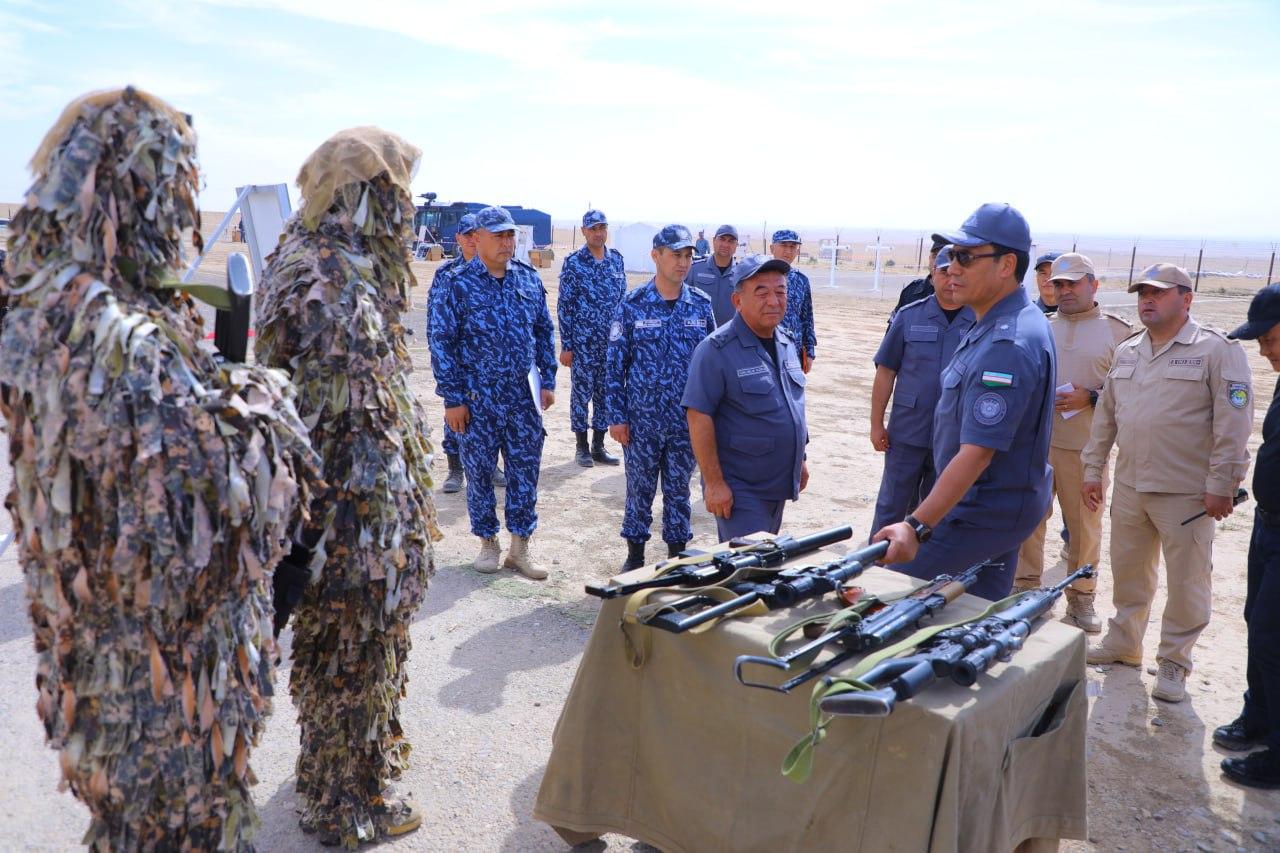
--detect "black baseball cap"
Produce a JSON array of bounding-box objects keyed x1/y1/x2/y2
[{"x1": 1228, "y1": 284, "x2": 1280, "y2": 340}]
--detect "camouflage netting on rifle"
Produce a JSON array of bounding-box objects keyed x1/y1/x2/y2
[
  {"x1": 255, "y1": 126, "x2": 439, "y2": 848},
  {"x1": 0, "y1": 86, "x2": 321, "y2": 851}
]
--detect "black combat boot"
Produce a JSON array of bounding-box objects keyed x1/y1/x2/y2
[
  {"x1": 620, "y1": 540, "x2": 646, "y2": 573},
  {"x1": 667, "y1": 541, "x2": 687, "y2": 558},
  {"x1": 443, "y1": 453, "x2": 465, "y2": 494},
  {"x1": 575, "y1": 431, "x2": 593, "y2": 467},
  {"x1": 591, "y1": 429, "x2": 620, "y2": 465}
]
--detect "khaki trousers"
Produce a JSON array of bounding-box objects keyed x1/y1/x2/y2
[
  {"x1": 1016, "y1": 446, "x2": 1105, "y2": 594},
  {"x1": 1102, "y1": 481, "x2": 1214, "y2": 671}
]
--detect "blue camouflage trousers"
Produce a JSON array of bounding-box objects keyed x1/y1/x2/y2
[
  {"x1": 570, "y1": 350, "x2": 608, "y2": 433},
  {"x1": 621, "y1": 428, "x2": 696, "y2": 544},
  {"x1": 442, "y1": 418, "x2": 460, "y2": 456},
  {"x1": 460, "y1": 390, "x2": 545, "y2": 537}
]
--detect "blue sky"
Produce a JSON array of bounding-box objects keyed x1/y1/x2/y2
[{"x1": 1, "y1": 0, "x2": 1277, "y2": 239}]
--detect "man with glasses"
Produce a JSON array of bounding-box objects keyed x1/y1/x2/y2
[
  {"x1": 687, "y1": 224, "x2": 740, "y2": 327},
  {"x1": 769, "y1": 229, "x2": 817, "y2": 373},
  {"x1": 1081, "y1": 263, "x2": 1253, "y2": 703},
  {"x1": 869, "y1": 245, "x2": 974, "y2": 540},
  {"x1": 871, "y1": 203, "x2": 1055, "y2": 601}
]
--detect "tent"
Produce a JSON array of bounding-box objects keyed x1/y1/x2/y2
[{"x1": 613, "y1": 222, "x2": 659, "y2": 275}]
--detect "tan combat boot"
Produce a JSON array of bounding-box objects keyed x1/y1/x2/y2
[
  {"x1": 475, "y1": 535, "x2": 501, "y2": 573},
  {"x1": 1086, "y1": 642, "x2": 1142, "y2": 667},
  {"x1": 1011, "y1": 579, "x2": 1039, "y2": 595},
  {"x1": 1152, "y1": 659, "x2": 1189, "y2": 702},
  {"x1": 504, "y1": 534, "x2": 548, "y2": 580},
  {"x1": 1063, "y1": 591, "x2": 1102, "y2": 633}
]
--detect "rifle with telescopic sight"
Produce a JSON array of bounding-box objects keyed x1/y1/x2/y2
[
  {"x1": 735, "y1": 559, "x2": 993, "y2": 693},
  {"x1": 585, "y1": 525, "x2": 853, "y2": 599},
  {"x1": 818, "y1": 564, "x2": 1095, "y2": 717},
  {"x1": 640, "y1": 539, "x2": 890, "y2": 634}
]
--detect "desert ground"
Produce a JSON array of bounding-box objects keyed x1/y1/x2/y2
[{"x1": 1, "y1": 229, "x2": 1278, "y2": 852}]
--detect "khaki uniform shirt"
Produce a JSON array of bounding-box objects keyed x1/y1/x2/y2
[
  {"x1": 1050, "y1": 305, "x2": 1133, "y2": 451},
  {"x1": 1082, "y1": 316, "x2": 1254, "y2": 496}
]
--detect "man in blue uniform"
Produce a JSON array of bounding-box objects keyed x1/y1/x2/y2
[
  {"x1": 686, "y1": 224, "x2": 739, "y2": 327},
  {"x1": 1218, "y1": 284, "x2": 1280, "y2": 788},
  {"x1": 606, "y1": 225, "x2": 716, "y2": 571},
  {"x1": 891, "y1": 236, "x2": 947, "y2": 319},
  {"x1": 1033, "y1": 251, "x2": 1063, "y2": 314},
  {"x1": 869, "y1": 245, "x2": 975, "y2": 538},
  {"x1": 694, "y1": 230, "x2": 710, "y2": 256},
  {"x1": 684, "y1": 254, "x2": 809, "y2": 540},
  {"x1": 429, "y1": 213, "x2": 505, "y2": 493},
  {"x1": 871, "y1": 203, "x2": 1055, "y2": 601},
  {"x1": 558, "y1": 209, "x2": 625, "y2": 468},
  {"x1": 769, "y1": 229, "x2": 818, "y2": 373},
  {"x1": 430, "y1": 206, "x2": 558, "y2": 580}
]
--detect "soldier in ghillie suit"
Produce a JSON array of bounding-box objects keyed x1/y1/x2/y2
[
  {"x1": 255, "y1": 127, "x2": 439, "y2": 847},
  {"x1": 0, "y1": 87, "x2": 321, "y2": 850}
]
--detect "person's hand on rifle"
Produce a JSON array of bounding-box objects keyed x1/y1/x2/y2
[{"x1": 872, "y1": 521, "x2": 919, "y2": 563}]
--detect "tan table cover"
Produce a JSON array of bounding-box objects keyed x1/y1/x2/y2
[{"x1": 534, "y1": 556, "x2": 1089, "y2": 853}]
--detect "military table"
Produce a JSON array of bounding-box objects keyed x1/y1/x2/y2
[{"x1": 533, "y1": 549, "x2": 1089, "y2": 853}]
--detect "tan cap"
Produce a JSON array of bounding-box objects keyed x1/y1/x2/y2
[
  {"x1": 1048, "y1": 252, "x2": 1095, "y2": 282},
  {"x1": 1128, "y1": 262, "x2": 1193, "y2": 293}
]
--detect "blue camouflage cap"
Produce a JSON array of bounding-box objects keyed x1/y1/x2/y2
[
  {"x1": 733, "y1": 253, "x2": 790, "y2": 288},
  {"x1": 932, "y1": 203, "x2": 1032, "y2": 254},
  {"x1": 457, "y1": 213, "x2": 479, "y2": 235},
  {"x1": 1034, "y1": 251, "x2": 1062, "y2": 269},
  {"x1": 475, "y1": 205, "x2": 517, "y2": 233},
  {"x1": 715, "y1": 224, "x2": 739, "y2": 240},
  {"x1": 653, "y1": 224, "x2": 695, "y2": 251},
  {"x1": 936, "y1": 245, "x2": 954, "y2": 269},
  {"x1": 582, "y1": 209, "x2": 607, "y2": 228},
  {"x1": 771, "y1": 229, "x2": 801, "y2": 244}
]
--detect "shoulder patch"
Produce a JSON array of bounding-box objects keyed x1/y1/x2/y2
[
  {"x1": 972, "y1": 392, "x2": 1008, "y2": 426},
  {"x1": 1228, "y1": 382, "x2": 1250, "y2": 409}
]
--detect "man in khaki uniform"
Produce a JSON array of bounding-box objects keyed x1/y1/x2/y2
[
  {"x1": 1015, "y1": 253, "x2": 1132, "y2": 632},
  {"x1": 1082, "y1": 263, "x2": 1254, "y2": 702}
]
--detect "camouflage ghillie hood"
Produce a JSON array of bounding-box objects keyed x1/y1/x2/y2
[
  {"x1": 0, "y1": 87, "x2": 321, "y2": 850},
  {"x1": 4, "y1": 86, "x2": 202, "y2": 306}
]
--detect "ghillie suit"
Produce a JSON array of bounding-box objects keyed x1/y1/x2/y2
[
  {"x1": 0, "y1": 87, "x2": 320, "y2": 850},
  {"x1": 255, "y1": 127, "x2": 439, "y2": 848}
]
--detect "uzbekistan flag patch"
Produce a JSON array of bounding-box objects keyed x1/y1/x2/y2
[{"x1": 981, "y1": 371, "x2": 1014, "y2": 388}]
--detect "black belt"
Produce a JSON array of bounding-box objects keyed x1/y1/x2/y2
[{"x1": 1258, "y1": 506, "x2": 1280, "y2": 530}]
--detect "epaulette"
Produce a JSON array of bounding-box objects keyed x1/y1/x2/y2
[
  {"x1": 623, "y1": 285, "x2": 650, "y2": 303},
  {"x1": 1103, "y1": 310, "x2": 1134, "y2": 330},
  {"x1": 687, "y1": 286, "x2": 711, "y2": 302},
  {"x1": 1201, "y1": 325, "x2": 1235, "y2": 343},
  {"x1": 1119, "y1": 326, "x2": 1146, "y2": 343},
  {"x1": 992, "y1": 311, "x2": 1021, "y2": 342},
  {"x1": 896, "y1": 294, "x2": 933, "y2": 315},
  {"x1": 776, "y1": 326, "x2": 795, "y2": 346},
  {"x1": 608, "y1": 247, "x2": 624, "y2": 259},
  {"x1": 708, "y1": 323, "x2": 735, "y2": 347},
  {"x1": 511, "y1": 258, "x2": 539, "y2": 273}
]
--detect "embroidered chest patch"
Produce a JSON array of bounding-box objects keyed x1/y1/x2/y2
[
  {"x1": 683, "y1": 318, "x2": 705, "y2": 327},
  {"x1": 1169, "y1": 357, "x2": 1204, "y2": 368},
  {"x1": 736, "y1": 365, "x2": 770, "y2": 378},
  {"x1": 634, "y1": 318, "x2": 663, "y2": 330}
]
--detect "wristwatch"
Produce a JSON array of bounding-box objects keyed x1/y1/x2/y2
[
  {"x1": 904, "y1": 514, "x2": 933, "y2": 544},
  {"x1": 1088, "y1": 388, "x2": 1099, "y2": 407}
]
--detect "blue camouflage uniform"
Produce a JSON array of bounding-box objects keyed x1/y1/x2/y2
[
  {"x1": 771, "y1": 230, "x2": 817, "y2": 360},
  {"x1": 428, "y1": 250, "x2": 471, "y2": 457},
  {"x1": 606, "y1": 277, "x2": 715, "y2": 545},
  {"x1": 683, "y1": 257, "x2": 808, "y2": 540},
  {"x1": 429, "y1": 213, "x2": 557, "y2": 538},
  {"x1": 893, "y1": 285, "x2": 1055, "y2": 600},
  {"x1": 780, "y1": 268, "x2": 816, "y2": 359},
  {"x1": 870, "y1": 291, "x2": 975, "y2": 536},
  {"x1": 558, "y1": 236, "x2": 627, "y2": 434}
]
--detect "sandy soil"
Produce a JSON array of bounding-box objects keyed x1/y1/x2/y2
[{"x1": 0, "y1": 237, "x2": 1278, "y2": 852}]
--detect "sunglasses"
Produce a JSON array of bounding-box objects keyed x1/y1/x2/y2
[{"x1": 950, "y1": 248, "x2": 1010, "y2": 267}]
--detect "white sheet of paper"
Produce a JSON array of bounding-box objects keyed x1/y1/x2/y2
[
  {"x1": 528, "y1": 365, "x2": 542, "y2": 411},
  {"x1": 1056, "y1": 382, "x2": 1082, "y2": 420}
]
